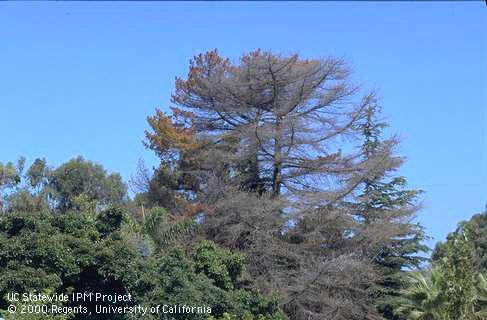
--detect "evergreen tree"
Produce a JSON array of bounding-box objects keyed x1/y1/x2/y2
[
  {"x1": 399, "y1": 225, "x2": 487, "y2": 320},
  {"x1": 433, "y1": 208, "x2": 487, "y2": 274},
  {"x1": 357, "y1": 105, "x2": 429, "y2": 319},
  {"x1": 439, "y1": 229, "x2": 476, "y2": 319}
]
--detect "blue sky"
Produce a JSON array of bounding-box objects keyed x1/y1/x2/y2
[{"x1": 1, "y1": 2, "x2": 486, "y2": 249}]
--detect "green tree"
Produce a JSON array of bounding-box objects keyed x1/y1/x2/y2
[
  {"x1": 2, "y1": 158, "x2": 50, "y2": 213},
  {"x1": 439, "y1": 230, "x2": 476, "y2": 319},
  {"x1": 0, "y1": 206, "x2": 285, "y2": 320},
  {"x1": 1, "y1": 157, "x2": 127, "y2": 214},
  {"x1": 48, "y1": 156, "x2": 127, "y2": 211},
  {"x1": 398, "y1": 228, "x2": 487, "y2": 320},
  {"x1": 433, "y1": 208, "x2": 487, "y2": 273},
  {"x1": 357, "y1": 105, "x2": 429, "y2": 319},
  {"x1": 0, "y1": 158, "x2": 23, "y2": 212},
  {"x1": 473, "y1": 274, "x2": 487, "y2": 318}
]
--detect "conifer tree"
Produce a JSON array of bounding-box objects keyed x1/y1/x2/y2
[
  {"x1": 144, "y1": 50, "x2": 429, "y2": 320},
  {"x1": 357, "y1": 105, "x2": 429, "y2": 319}
]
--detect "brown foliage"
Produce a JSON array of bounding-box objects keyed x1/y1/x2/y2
[
  {"x1": 142, "y1": 50, "x2": 425, "y2": 320},
  {"x1": 144, "y1": 107, "x2": 199, "y2": 161}
]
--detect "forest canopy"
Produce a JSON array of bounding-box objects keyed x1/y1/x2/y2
[{"x1": 0, "y1": 50, "x2": 484, "y2": 320}]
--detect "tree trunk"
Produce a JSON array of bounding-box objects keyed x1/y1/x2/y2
[{"x1": 272, "y1": 116, "x2": 282, "y2": 197}]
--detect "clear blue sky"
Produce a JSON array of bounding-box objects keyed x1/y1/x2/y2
[{"x1": 1, "y1": 2, "x2": 486, "y2": 249}]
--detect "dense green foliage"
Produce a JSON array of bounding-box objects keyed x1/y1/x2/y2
[
  {"x1": 49, "y1": 157, "x2": 127, "y2": 211},
  {"x1": 397, "y1": 224, "x2": 487, "y2": 319},
  {"x1": 433, "y1": 209, "x2": 487, "y2": 273},
  {"x1": 0, "y1": 206, "x2": 285, "y2": 320},
  {"x1": 0, "y1": 157, "x2": 127, "y2": 214}
]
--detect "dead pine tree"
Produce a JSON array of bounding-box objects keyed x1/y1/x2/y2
[{"x1": 144, "y1": 50, "x2": 426, "y2": 320}]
